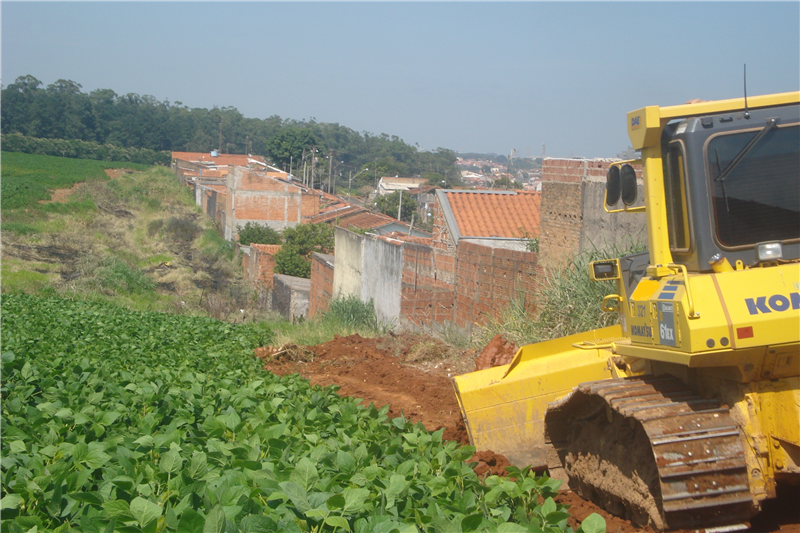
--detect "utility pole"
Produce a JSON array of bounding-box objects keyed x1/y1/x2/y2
[
  {"x1": 310, "y1": 146, "x2": 316, "y2": 190},
  {"x1": 218, "y1": 119, "x2": 223, "y2": 153},
  {"x1": 327, "y1": 150, "x2": 334, "y2": 193},
  {"x1": 397, "y1": 191, "x2": 403, "y2": 221}
]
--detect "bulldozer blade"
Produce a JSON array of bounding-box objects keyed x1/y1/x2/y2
[{"x1": 452, "y1": 325, "x2": 623, "y2": 469}]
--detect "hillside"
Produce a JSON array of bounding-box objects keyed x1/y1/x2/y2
[{"x1": 1, "y1": 153, "x2": 260, "y2": 321}]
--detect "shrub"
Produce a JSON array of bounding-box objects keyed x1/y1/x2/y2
[
  {"x1": 164, "y1": 216, "x2": 200, "y2": 242},
  {"x1": 274, "y1": 223, "x2": 334, "y2": 278},
  {"x1": 237, "y1": 222, "x2": 282, "y2": 245},
  {"x1": 274, "y1": 243, "x2": 311, "y2": 278},
  {"x1": 95, "y1": 257, "x2": 156, "y2": 295}
]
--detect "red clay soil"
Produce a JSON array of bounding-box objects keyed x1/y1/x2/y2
[
  {"x1": 256, "y1": 333, "x2": 799, "y2": 533},
  {"x1": 474, "y1": 334, "x2": 517, "y2": 371}
]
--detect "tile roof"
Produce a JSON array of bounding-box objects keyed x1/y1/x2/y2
[
  {"x1": 171, "y1": 151, "x2": 266, "y2": 167},
  {"x1": 306, "y1": 206, "x2": 365, "y2": 223},
  {"x1": 441, "y1": 190, "x2": 541, "y2": 239},
  {"x1": 340, "y1": 211, "x2": 398, "y2": 230}
]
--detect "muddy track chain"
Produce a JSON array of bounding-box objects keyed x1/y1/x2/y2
[{"x1": 552, "y1": 375, "x2": 756, "y2": 530}]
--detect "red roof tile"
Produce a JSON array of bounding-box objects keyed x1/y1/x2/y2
[
  {"x1": 306, "y1": 206, "x2": 365, "y2": 223},
  {"x1": 340, "y1": 211, "x2": 398, "y2": 230},
  {"x1": 172, "y1": 151, "x2": 266, "y2": 167},
  {"x1": 444, "y1": 190, "x2": 541, "y2": 238}
]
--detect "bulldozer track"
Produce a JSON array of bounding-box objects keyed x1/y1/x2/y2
[{"x1": 547, "y1": 375, "x2": 757, "y2": 530}]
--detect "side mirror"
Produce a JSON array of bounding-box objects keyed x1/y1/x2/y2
[
  {"x1": 590, "y1": 259, "x2": 621, "y2": 281},
  {"x1": 620, "y1": 164, "x2": 638, "y2": 206},
  {"x1": 606, "y1": 166, "x2": 621, "y2": 206}
]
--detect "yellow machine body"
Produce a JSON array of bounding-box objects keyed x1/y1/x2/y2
[{"x1": 452, "y1": 91, "x2": 800, "y2": 527}]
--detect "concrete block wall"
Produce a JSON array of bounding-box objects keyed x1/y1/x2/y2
[
  {"x1": 454, "y1": 241, "x2": 537, "y2": 332},
  {"x1": 399, "y1": 241, "x2": 456, "y2": 331},
  {"x1": 332, "y1": 228, "x2": 364, "y2": 300},
  {"x1": 362, "y1": 237, "x2": 403, "y2": 327},
  {"x1": 273, "y1": 274, "x2": 310, "y2": 322},
  {"x1": 309, "y1": 253, "x2": 335, "y2": 319},
  {"x1": 538, "y1": 158, "x2": 646, "y2": 272}
]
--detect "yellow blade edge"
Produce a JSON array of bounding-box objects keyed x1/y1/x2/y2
[{"x1": 452, "y1": 325, "x2": 621, "y2": 468}]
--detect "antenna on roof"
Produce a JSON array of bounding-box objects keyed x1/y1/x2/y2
[{"x1": 743, "y1": 64, "x2": 750, "y2": 120}]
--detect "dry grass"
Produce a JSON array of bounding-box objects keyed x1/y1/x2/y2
[{"x1": 1, "y1": 165, "x2": 260, "y2": 321}]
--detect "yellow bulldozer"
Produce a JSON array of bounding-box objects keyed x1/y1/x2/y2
[{"x1": 453, "y1": 92, "x2": 800, "y2": 530}]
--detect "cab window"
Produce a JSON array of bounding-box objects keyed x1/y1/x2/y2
[
  {"x1": 707, "y1": 125, "x2": 800, "y2": 247},
  {"x1": 664, "y1": 142, "x2": 691, "y2": 252}
]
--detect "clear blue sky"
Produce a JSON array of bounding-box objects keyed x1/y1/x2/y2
[{"x1": 2, "y1": 2, "x2": 798, "y2": 158}]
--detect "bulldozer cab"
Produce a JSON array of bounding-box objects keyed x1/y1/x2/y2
[{"x1": 616, "y1": 93, "x2": 800, "y2": 274}]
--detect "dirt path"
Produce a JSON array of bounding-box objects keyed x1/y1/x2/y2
[{"x1": 257, "y1": 333, "x2": 799, "y2": 533}]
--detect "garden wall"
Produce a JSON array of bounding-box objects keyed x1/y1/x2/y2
[{"x1": 309, "y1": 253, "x2": 335, "y2": 319}]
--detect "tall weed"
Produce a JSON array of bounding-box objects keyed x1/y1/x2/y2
[{"x1": 475, "y1": 241, "x2": 647, "y2": 348}]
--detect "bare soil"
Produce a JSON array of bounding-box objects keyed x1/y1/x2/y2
[{"x1": 257, "y1": 333, "x2": 799, "y2": 533}]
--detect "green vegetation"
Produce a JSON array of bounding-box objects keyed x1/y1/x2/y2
[
  {"x1": 1, "y1": 152, "x2": 148, "y2": 210},
  {"x1": 0, "y1": 156, "x2": 254, "y2": 320},
  {"x1": 274, "y1": 223, "x2": 334, "y2": 279},
  {"x1": 1, "y1": 294, "x2": 605, "y2": 533},
  {"x1": 374, "y1": 191, "x2": 418, "y2": 223},
  {"x1": 264, "y1": 296, "x2": 390, "y2": 348},
  {"x1": 492, "y1": 177, "x2": 522, "y2": 190},
  {"x1": 236, "y1": 222, "x2": 282, "y2": 246},
  {"x1": 1, "y1": 75, "x2": 463, "y2": 188},
  {"x1": 1, "y1": 133, "x2": 170, "y2": 166},
  {"x1": 475, "y1": 241, "x2": 647, "y2": 349}
]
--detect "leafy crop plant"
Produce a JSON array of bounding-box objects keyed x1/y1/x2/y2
[{"x1": 1, "y1": 294, "x2": 604, "y2": 533}]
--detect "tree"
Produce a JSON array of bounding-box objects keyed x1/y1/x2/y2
[
  {"x1": 236, "y1": 222, "x2": 282, "y2": 245},
  {"x1": 273, "y1": 223, "x2": 334, "y2": 278},
  {"x1": 493, "y1": 176, "x2": 522, "y2": 190},
  {"x1": 375, "y1": 191, "x2": 418, "y2": 223},
  {"x1": 266, "y1": 125, "x2": 316, "y2": 169}
]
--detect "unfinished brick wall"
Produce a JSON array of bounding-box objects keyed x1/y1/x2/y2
[
  {"x1": 454, "y1": 241, "x2": 538, "y2": 332},
  {"x1": 537, "y1": 178, "x2": 583, "y2": 273},
  {"x1": 399, "y1": 241, "x2": 456, "y2": 330},
  {"x1": 430, "y1": 196, "x2": 458, "y2": 285},
  {"x1": 537, "y1": 158, "x2": 644, "y2": 273},
  {"x1": 309, "y1": 253, "x2": 334, "y2": 319},
  {"x1": 225, "y1": 167, "x2": 320, "y2": 240}
]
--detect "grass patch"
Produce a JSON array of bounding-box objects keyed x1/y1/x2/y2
[
  {"x1": 1, "y1": 222, "x2": 38, "y2": 235},
  {"x1": 0, "y1": 269, "x2": 56, "y2": 293},
  {"x1": 266, "y1": 296, "x2": 390, "y2": 347},
  {"x1": 137, "y1": 253, "x2": 173, "y2": 268},
  {"x1": 199, "y1": 228, "x2": 234, "y2": 260}
]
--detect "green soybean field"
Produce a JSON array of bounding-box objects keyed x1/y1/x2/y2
[{"x1": 0, "y1": 294, "x2": 604, "y2": 533}]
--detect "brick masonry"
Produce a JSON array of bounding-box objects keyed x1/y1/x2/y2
[
  {"x1": 287, "y1": 156, "x2": 645, "y2": 332},
  {"x1": 454, "y1": 241, "x2": 537, "y2": 332},
  {"x1": 309, "y1": 253, "x2": 335, "y2": 319}
]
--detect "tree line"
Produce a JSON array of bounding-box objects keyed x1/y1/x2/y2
[{"x1": 2, "y1": 75, "x2": 462, "y2": 190}]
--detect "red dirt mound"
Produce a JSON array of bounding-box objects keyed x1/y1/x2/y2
[{"x1": 474, "y1": 334, "x2": 517, "y2": 370}]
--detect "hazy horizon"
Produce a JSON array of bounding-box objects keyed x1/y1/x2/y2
[{"x1": 3, "y1": 2, "x2": 798, "y2": 158}]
